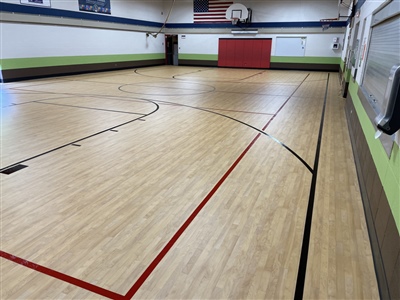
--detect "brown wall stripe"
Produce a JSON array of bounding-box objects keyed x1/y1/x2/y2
[
  {"x1": 345, "y1": 92, "x2": 400, "y2": 300},
  {"x1": 1, "y1": 59, "x2": 165, "y2": 82}
]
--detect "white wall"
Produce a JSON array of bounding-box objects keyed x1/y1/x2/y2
[
  {"x1": 0, "y1": 0, "x2": 344, "y2": 64},
  {"x1": 0, "y1": 0, "x2": 165, "y2": 62},
  {"x1": 164, "y1": 0, "x2": 193, "y2": 23},
  {"x1": 164, "y1": 0, "x2": 342, "y2": 23},
  {"x1": 0, "y1": 22, "x2": 164, "y2": 59},
  {"x1": 0, "y1": 0, "x2": 165, "y2": 22},
  {"x1": 244, "y1": 0, "x2": 340, "y2": 22},
  {"x1": 178, "y1": 33, "x2": 343, "y2": 58}
]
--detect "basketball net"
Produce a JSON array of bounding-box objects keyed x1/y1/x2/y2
[
  {"x1": 232, "y1": 18, "x2": 239, "y2": 25},
  {"x1": 322, "y1": 23, "x2": 330, "y2": 31},
  {"x1": 320, "y1": 18, "x2": 337, "y2": 31}
]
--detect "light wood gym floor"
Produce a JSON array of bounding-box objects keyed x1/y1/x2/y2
[{"x1": 1, "y1": 66, "x2": 379, "y2": 299}]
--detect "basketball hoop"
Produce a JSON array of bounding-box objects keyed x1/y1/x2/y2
[
  {"x1": 226, "y1": 4, "x2": 248, "y2": 25},
  {"x1": 320, "y1": 18, "x2": 338, "y2": 31}
]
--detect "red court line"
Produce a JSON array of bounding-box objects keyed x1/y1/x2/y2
[
  {"x1": 1, "y1": 75, "x2": 300, "y2": 298},
  {"x1": 124, "y1": 120, "x2": 270, "y2": 299},
  {"x1": 0, "y1": 250, "x2": 123, "y2": 300},
  {"x1": 123, "y1": 79, "x2": 303, "y2": 298}
]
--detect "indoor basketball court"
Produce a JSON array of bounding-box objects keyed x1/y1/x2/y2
[{"x1": 0, "y1": 66, "x2": 378, "y2": 299}]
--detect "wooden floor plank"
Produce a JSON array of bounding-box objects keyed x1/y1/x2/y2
[
  {"x1": 303, "y1": 74, "x2": 379, "y2": 299},
  {"x1": 0, "y1": 66, "x2": 379, "y2": 299}
]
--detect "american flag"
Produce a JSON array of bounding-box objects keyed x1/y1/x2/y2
[{"x1": 194, "y1": 0, "x2": 233, "y2": 23}]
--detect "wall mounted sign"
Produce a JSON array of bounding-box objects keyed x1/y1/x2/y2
[
  {"x1": 20, "y1": 0, "x2": 51, "y2": 7},
  {"x1": 78, "y1": 0, "x2": 111, "y2": 14}
]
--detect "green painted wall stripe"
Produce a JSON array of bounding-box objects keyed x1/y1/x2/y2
[
  {"x1": 270, "y1": 56, "x2": 340, "y2": 64},
  {"x1": 1, "y1": 55, "x2": 341, "y2": 69},
  {"x1": 178, "y1": 54, "x2": 218, "y2": 61},
  {"x1": 178, "y1": 54, "x2": 340, "y2": 65},
  {"x1": 340, "y1": 59, "x2": 345, "y2": 71},
  {"x1": 348, "y1": 80, "x2": 400, "y2": 232},
  {"x1": 344, "y1": 67, "x2": 351, "y2": 82},
  {"x1": 0, "y1": 53, "x2": 165, "y2": 70}
]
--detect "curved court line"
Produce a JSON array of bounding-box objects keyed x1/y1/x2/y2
[
  {"x1": 123, "y1": 73, "x2": 332, "y2": 299},
  {"x1": 1, "y1": 70, "x2": 328, "y2": 299},
  {"x1": 118, "y1": 81, "x2": 215, "y2": 96},
  {"x1": 135, "y1": 68, "x2": 252, "y2": 83},
  {"x1": 129, "y1": 69, "x2": 314, "y2": 173},
  {"x1": 0, "y1": 97, "x2": 159, "y2": 173},
  {"x1": 152, "y1": 97, "x2": 313, "y2": 173},
  {"x1": 134, "y1": 68, "x2": 205, "y2": 80}
]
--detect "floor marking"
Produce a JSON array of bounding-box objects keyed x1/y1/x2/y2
[
  {"x1": 151, "y1": 73, "x2": 313, "y2": 173},
  {"x1": 0, "y1": 250, "x2": 123, "y2": 299},
  {"x1": 71, "y1": 143, "x2": 81, "y2": 147},
  {"x1": 34, "y1": 101, "x2": 143, "y2": 115},
  {"x1": 1, "y1": 70, "x2": 315, "y2": 299},
  {"x1": 0, "y1": 164, "x2": 28, "y2": 175},
  {"x1": 294, "y1": 73, "x2": 330, "y2": 300},
  {"x1": 123, "y1": 119, "x2": 271, "y2": 299},
  {"x1": 0, "y1": 101, "x2": 159, "y2": 173},
  {"x1": 198, "y1": 107, "x2": 275, "y2": 116},
  {"x1": 123, "y1": 73, "x2": 312, "y2": 299}
]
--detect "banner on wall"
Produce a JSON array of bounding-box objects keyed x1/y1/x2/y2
[
  {"x1": 78, "y1": 0, "x2": 111, "y2": 14},
  {"x1": 20, "y1": 0, "x2": 51, "y2": 7}
]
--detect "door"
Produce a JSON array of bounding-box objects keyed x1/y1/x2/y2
[{"x1": 165, "y1": 35, "x2": 178, "y2": 65}]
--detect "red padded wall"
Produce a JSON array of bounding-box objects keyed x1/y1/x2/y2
[
  {"x1": 218, "y1": 38, "x2": 272, "y2": 69},
  {"x1": 260, "y1": 39, "x2": 272, "y2": 68}
]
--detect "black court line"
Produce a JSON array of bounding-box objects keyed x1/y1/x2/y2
[
  {"x1": 294, "y1": 73, "x2": 330, "y2": 300},
  {"x1": 206, "y1": 89, "x2": 298, "y2": 98},
  {"x1": 136, "y1": 68, "x2": 305, "y2": 86},
  {"x1": 118, "y1": 82, "x2": 215, "y2": 92},
  {"x1": 170, "y1": 69, "x2": 207, "y2": 78},
  {"x1": 4, "y1": 95, "x2": 77, "y2": 107},
  {"x1": 0, "y1": 100, "x2": 159, "y2": 173},
  {"x1": 7, "y1": 88, "x2": 161, "y2": 106},
  {"x1": 135, "y1": 68, "x2": 249, "y2": 83},
  {"x1": 1, "y1": 164, "x2": 28, "y2": 175},
  {"x1": 135, "y1": 68, "x2": 306, "y2": 86},
  {"x1": 118, "y1": 84, "x2": 215, "y2": 97},
  {"x1": 71, "y1": 78, "x2": 302, "y2": 96},
  {"x1": 7, "y1": 79, "x2": 72, "y2": 90},
  {"x1": 239, "y1": 70, "x2": 266, "y2": 81},
  {"x1": 135, "y1": 68, "x2": 207, "y2": 81},
  {"x1": 124, "y1": 73, "x2": 313, "y2": 173},
  {"x1": 34, "y1": 100, "x2": 146, "y2": 115},
  {"x1": 198, "y1": 107, "x2": 275, "y2": 116}
]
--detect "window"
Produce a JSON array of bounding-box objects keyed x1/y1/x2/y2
[{"x1": 362, "y1": 2, "x2": 400, "y2": 114}]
